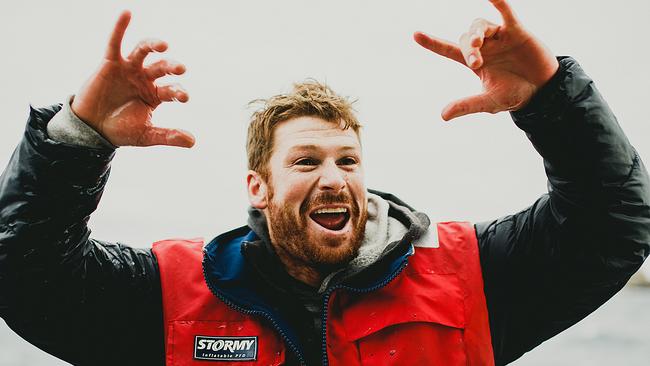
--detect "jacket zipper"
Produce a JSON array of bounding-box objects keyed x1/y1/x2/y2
[
  {"x1": 319, "y1": 257, "x2": 410, "y2": 366},
  {"x1": 202, "y1": 254, "x2": 308, "y2": 365}
]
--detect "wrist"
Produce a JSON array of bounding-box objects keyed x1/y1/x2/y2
[
  {"x1": 70, "y1": 94, "x2": 107, "y2": 133},
  {"x1": 48, "y1": 96, "x2": 117, "y2": 149}
]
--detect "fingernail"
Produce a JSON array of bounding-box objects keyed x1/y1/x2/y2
[{"x1": 468, "y1": 55, "x2": 477, "y2": 67}]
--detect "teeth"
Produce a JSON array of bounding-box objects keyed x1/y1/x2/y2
[{"x1": 314, "y1": 207, "x2": 347, "y2": 214}]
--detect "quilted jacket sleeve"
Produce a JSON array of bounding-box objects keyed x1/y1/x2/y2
[
  {"x1": 476, "y1": 57, "x2": 650, "y2": 365},
  {"x1": 0, "y1": 105, "x2": 165, "y2": 366}
]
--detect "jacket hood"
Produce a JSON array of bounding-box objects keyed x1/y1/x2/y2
[{"x1": 245, "y1": 189, "x2": 430, "y2": 291}]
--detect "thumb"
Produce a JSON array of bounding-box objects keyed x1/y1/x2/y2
[
  {"x1": 139, "y1": 127, "x2": 196, "y2": 148},
  {"x1": 441, "y1": 93, "x2": 500, "y2": 121}
]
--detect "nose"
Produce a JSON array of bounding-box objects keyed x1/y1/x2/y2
[{"x1": 318, "y1": 160, "x2": 346, "y2": 192}]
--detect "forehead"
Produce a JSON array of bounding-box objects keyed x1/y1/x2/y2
[{"x1": 272, "y1": 116, "x2": 361, "y2": 154}]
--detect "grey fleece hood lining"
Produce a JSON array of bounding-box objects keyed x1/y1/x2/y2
[
  {"x1": 246, "y1": 191, "x2": 434, "y2": 293},
  {"x1": 317, "y1": 193, "x2": 434, "y2": 292}
]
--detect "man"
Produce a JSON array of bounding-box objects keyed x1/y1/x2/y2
[{"x1": 0, "y1": 0, "x2": 648, "y2": 365}]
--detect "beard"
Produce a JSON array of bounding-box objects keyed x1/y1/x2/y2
[{"x1": 266, "y1": 189, "x2": 367, "y2": 272}]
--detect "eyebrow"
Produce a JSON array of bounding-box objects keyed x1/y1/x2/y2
[{"x1": 288, "y1": 144, "x2": 359, "y2": 152}]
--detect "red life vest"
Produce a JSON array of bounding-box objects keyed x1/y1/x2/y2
[{"x1": 152, "y1": 221, "x2": 494, "y2": 365}]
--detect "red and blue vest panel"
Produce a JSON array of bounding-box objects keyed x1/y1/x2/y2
[{"x1": 152, "y1": 221, "x2": 494, "y2": 365}]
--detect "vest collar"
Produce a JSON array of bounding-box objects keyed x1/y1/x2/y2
[{"x1": 202, "y1": 224, "x2": 414, "y2": 361}]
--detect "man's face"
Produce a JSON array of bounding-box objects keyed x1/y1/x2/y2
[{"x1": 256, "y1": 116, "x2": 368, "y2": 271}]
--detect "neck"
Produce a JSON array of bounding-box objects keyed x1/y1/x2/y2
[{"x1": 272, "y1": 243, "x2": 323, "y2": 287}]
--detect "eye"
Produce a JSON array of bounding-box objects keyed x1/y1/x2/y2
[
  {"x1": 337, "y1": 157, "x2": 358, "y2": 166},
  {"x1": 294, "y1": 158, "x2": 319, "y2": 166}
]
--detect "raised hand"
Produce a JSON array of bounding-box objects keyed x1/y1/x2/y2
[
  {"x1": 71, "y1": 11, "x2": 194, "y2": 148},
  {"x1": 414, "y1": 0, "x2": 559, "y2": 121}
]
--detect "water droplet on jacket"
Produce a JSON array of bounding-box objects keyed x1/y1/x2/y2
[
  {"x1": 412, "y1": 313, "x2": 418, "y2": 318},
  {"x1": 369, "y1": 312, "x2": 376, "y2": 317},
  {"x1": 237, "y1": 325, "x2": 243, "y2": 331},
  {"x1": 217, "y1": 324, "x2": 226, "y2": 329},
  {"x1": 389, "y1": 349, "x2": 396, "y2": 356}
]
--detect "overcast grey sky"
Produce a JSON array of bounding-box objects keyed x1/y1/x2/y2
[{"x1": 1, "y1": 0, "x2": 649, "y2": 364}]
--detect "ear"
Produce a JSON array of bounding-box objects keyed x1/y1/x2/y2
[{"x1": 247, "y1": 170, "x2": 268, "y2": 209}]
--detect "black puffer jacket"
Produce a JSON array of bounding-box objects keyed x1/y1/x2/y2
[{"x1": 0, "y1": 57, "x2": 648, "y2": 366}]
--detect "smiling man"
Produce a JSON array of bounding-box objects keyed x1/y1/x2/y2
[
  {"x1": 246, "y1": 92, "x2": 368, "y2": 286},
  {"x1": 1, "y1": 0, "x2": 649, "y2": 365}
]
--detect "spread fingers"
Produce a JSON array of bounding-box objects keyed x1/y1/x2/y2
[
  {"x1": 459, "y1": 32, "x2": 481, "y2": 69},
  {"x1": 468, "y1": 18, "x2": 499, "y2": 48},
  {"x1": 105, "y1": 11, "x2": 131, "y2": 60},
  {"x1": 145, "y1": 60, "x2": 186, "y2": 80},
  {"x1": 128, "y1": 38, "x2": 168, "y2": 67},
  {"x1": 461, "y1": 18, "x2": 500, "y2": 68},
  {"x1": 413, "y1": 32, "x2": 466, "y2": 65},
  {"x1": 156, "y1": 83, "x2": 189, "y2": 103}
]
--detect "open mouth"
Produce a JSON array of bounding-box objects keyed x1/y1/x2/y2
[{"x1": 309, "y1": 207, "x2": 350, "y2": 231}]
